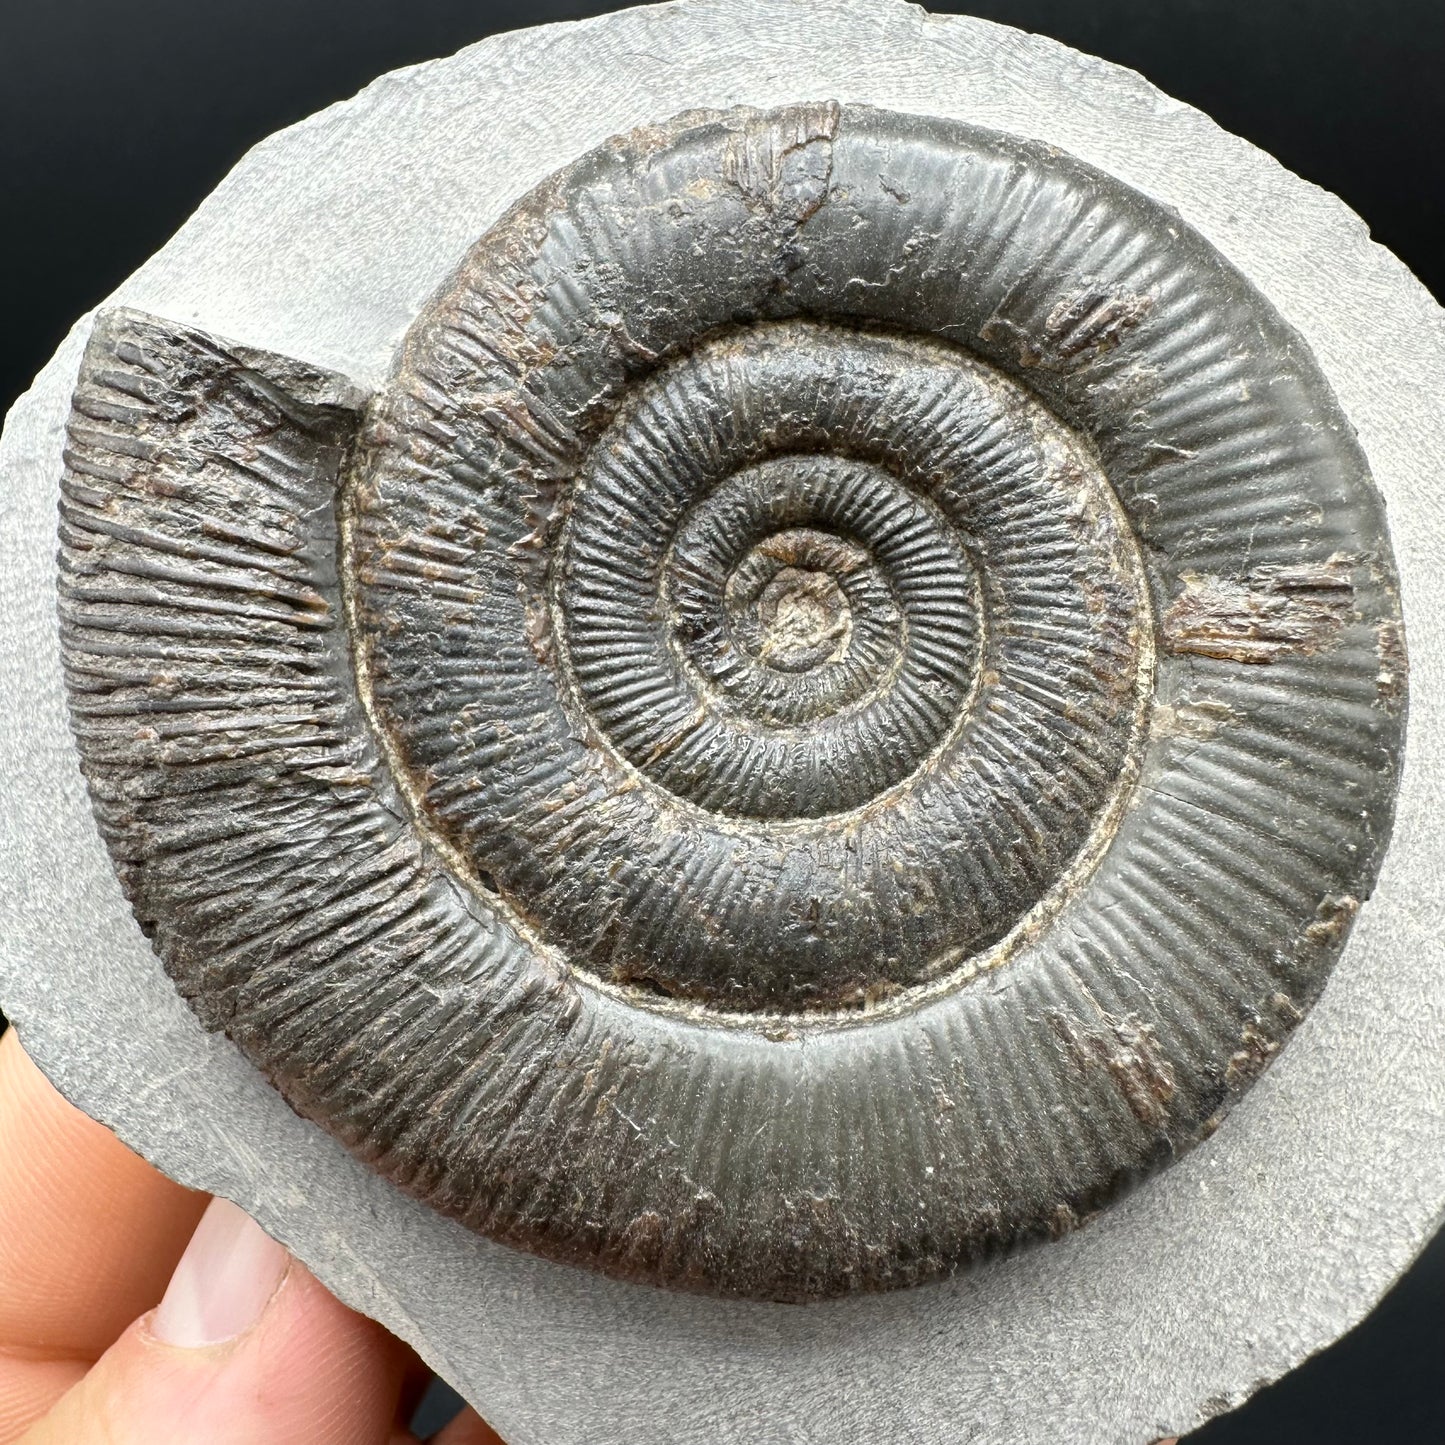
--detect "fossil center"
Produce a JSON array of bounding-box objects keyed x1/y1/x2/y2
[{"x1": 734, "y1": 549, "x2": 853, "y2": 675}]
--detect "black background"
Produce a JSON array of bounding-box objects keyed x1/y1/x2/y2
[{"x1": 1, "y1": 2, "x2": 1441, "y2": 1441}]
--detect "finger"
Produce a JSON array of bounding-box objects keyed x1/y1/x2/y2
[
  {"x1": 0, "y1": 1361, "x2": 87, "y2": 1445},
  {"x1": 434, "y1": 1406, "x2": 507, "y2": 1444},
  {"x1": 0, "y1": 1028, "x2": 207, "y2": 1436},
  {"x1": 0, "y1": 1029, "x2": 208, "y2": 1355},
  {"x1": 20, "y1": 1198, "x2": 411, "y2": 1445}
]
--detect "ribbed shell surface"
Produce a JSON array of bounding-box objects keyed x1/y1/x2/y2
[{"x1": 57, "y1": 103, "x2": 1406, "y2": 1300}]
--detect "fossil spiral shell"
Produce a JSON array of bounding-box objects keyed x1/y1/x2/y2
[{"x1": 57, "y1": 103, "x2": 1406, "y2": 1300}]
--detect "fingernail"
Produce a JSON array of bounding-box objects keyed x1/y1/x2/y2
[{"x1": 151, "y1": 1197, "x2": 290, "y2": 1347}]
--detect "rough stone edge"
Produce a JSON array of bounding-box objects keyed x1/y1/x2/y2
[{"x1": 1, "y1": 0, "x2": 1443, "y2": 1441}]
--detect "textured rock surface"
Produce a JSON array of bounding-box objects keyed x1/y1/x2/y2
[{"x1": 3, "y1": 0, "x2": 1444, "y2": 1437}]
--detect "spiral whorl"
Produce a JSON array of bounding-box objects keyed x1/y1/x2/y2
[
  {"x1": 363, "y1": 315, "x2": 1152, "y2": 1009},
  {"x1": 58, "y1": 100, "x2": 1407, "y2": 1299}
]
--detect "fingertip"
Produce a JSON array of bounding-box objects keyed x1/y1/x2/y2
[
  {"x1": 0, "y1": 1028, "x2": 207, "y2": 1360},
  {"x1": 0, "y1": 1354, "x2": 87, "y2": 1441},
  {"x1": 150, "y1": 1198, "x2": 290, "y2": 1348},
  {"x1": 22, "y1": 1214, "x2": 410, "y2": 1445}
]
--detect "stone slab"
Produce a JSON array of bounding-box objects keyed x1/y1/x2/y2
[{"x1": 3, "y1": 1, "x2": 1444, "y2": 1440}]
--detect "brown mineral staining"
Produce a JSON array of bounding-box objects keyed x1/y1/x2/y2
[
  {"x1": 1376, "y1": 617, "x2": 1408, "y2": 703},
  {"x1": 1051, "y1": 1012, "x2": 1177, "y2": 1129},
  {"x1": 619, "y1": 1210, "x2": 666, "y2": 1266},
  {"x1": 1163, "y1": 556, "x2": 1355, "y2": 663},
  {"x1": 524, "y1": 596, "x2": 555, "y2": 666},
  {"x1": 1047, "y1": 1202, "x2": 1080, "y2": 1240},
  {"x1": 721, "y1": 100, "x2": 838, "y2": 227},
  {"x1": 981, "y1": 285, "x2": 1153, "y2": 368},
  {"x1": 1224, "y1": 992, "x2": 1305, "y2": 1090},
  {"x1": 1153, "y1": 698, "x2": 1237, "y2": 740},
  {"x1": 1043, "y1": 287, "x2": 1154, "y2": 360},
  {"x1": 1305, "y1": 895, "x2": 1360, "y2": 948},
  {"x1": 1225, "y1": 1021, "x2": 1281, "y2": 1090}
]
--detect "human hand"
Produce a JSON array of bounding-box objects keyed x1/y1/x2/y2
[{"x1": 0, "y1": 1026, "x2": 500, "y2": 1444}]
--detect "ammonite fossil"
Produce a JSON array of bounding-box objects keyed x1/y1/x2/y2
[{"x1": 56, "y1": 102, "x2": 1406, "y2": 1300}]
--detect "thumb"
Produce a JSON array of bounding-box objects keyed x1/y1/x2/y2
[{"x1": 21, "y1": 1197, "x2": 411, "y2": 1445}]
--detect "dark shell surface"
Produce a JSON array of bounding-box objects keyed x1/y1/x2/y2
[{"x1": 57, "y1": 103, "x2": 1407, "y2": 1300}]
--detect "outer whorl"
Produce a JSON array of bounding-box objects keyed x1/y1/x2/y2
[{"x1": 56, "y1": 102, "x2": 1407, "y2": 1301}]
